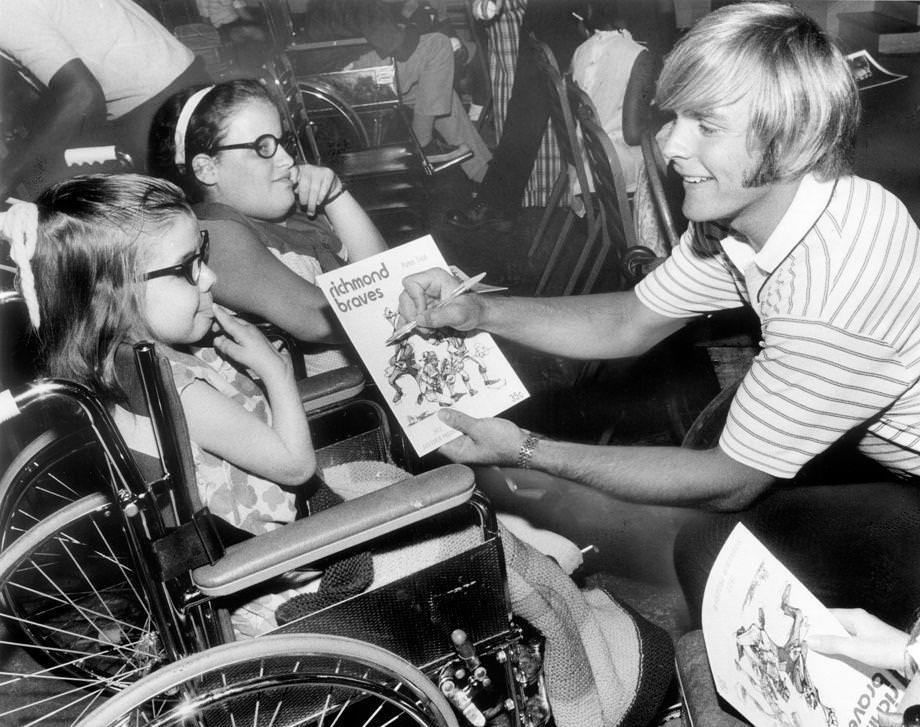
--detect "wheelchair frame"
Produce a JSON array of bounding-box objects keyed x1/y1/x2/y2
[{"x1": 0, "y1": 342, "x2": 547, "y2": 726}]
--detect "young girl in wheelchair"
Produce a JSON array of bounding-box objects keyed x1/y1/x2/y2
[{"x1": 1, "y1": 173, "x2": 672, "y2": 727}]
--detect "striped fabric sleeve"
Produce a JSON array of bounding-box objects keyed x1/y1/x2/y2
[
  {"x1": 634, "y1": 235, "x2": 746, "y2": 318},
  {"x1": 719, "y1": 317, "x2": 913, "y2": 478}
]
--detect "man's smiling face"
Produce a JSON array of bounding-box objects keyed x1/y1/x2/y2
[{"x1": 660, "y1": 94, "x2": 779, "y2": 236}]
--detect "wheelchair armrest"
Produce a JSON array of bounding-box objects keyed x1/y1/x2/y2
[
  {"x1": 297, "y1": 365, "x2": 366, "y2": 412},
  {"x1": 191, "y1": 463, "x2": 476, "y2": 596},
  {"x1": 675, "y1": 630, "x2": 750, "y2": 727}
]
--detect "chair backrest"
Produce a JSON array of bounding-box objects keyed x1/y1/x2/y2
[
  {"x1": 114, "y1": 342, "x2": 205, "y2": 527},
  {"x1": 567, "y1": 78, "x2": 638, "y2": 288},
  {"x1": 528, "y1": 33, "x2": 594, "y2": 210},
  {"x1": 640, "y1": 127, "x2": 684, "y2": 252}
]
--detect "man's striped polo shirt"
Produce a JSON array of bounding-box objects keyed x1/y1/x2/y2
[{"x1": 636, "y1": 174, "x2": 920, "y2": 479}]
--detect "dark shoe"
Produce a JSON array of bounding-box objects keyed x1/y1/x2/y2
[
  {"x1": 421, "y1": 140, "x2": 471, "y2": 166},
  {"x1": 445, "y1": 199, "x2": 514, "y2": 231}
]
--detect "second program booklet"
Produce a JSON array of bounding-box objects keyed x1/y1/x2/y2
[
  {"x1": 316, "y1": 235, "x2": 529, "y2": 456},
  {"x1": 702, "y1": 524, "x2": 903, "y2": 727}
]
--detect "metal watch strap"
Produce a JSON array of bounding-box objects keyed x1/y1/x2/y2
[{"x1": 516, "y1": 432, "x2": 540, "y2": 470}]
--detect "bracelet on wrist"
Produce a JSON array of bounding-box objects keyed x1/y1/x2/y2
[
  {"x1": 324, "y1": 178, "x2": 348, "y2": 206},
  {"x1": 516, "y1": 431, "x2": 540, "y2": 470}
]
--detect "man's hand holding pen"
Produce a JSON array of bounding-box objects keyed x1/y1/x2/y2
[{"x1": 393, "y1": 267, "x2": 505, "y2": 343}]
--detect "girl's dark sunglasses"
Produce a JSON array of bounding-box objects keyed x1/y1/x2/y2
[
  {"x1": 210, "y1": 131, "x2": 299, "y2": 159},
  {"x1": 143, "y1": 230, "x2": 210, "y2": 285}
]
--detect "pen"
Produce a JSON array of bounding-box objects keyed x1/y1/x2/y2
[{"x1": 385, "y1": 272, "x2": 488, "y2": 345}]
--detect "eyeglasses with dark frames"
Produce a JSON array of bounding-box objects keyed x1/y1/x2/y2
[
  {"x1": 210, "y1": 131, "x2": 299, "y2": 159},
  {"x1": 143, "y1": 230, "x2": 210, "y2": 285}
]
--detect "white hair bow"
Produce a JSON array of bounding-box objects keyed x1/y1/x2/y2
[{"x1": 1, "y1": 201, "x2": 40, "y2": 328}]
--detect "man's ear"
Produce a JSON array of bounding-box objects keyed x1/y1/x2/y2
[{"x1": 190, "y1": 153, "x2": 218, "y2": 185}]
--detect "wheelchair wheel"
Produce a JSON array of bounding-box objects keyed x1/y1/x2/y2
[
  {"x1": 0, "y1": 492, "x2": 162, "y2": 726},
  {"x1": 299, "y1": 80, "x2": 370, "y2": 161},
  {"x1": 0, "y1": 428, "x2": 109, "y2": 546},
  {"x1": 80, "y1": 633, "x2": 459, "y2": 727}
]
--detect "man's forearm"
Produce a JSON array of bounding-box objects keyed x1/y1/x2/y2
[
  {"x1": 522, "y1": 438, "x2": 774, "y2": 511},
  {"x1": 1, "y1": 59, "x2": 105, "y2": 199},
  {"x1": 477, "y1": 291, "x2": 685, "y2": 360}
]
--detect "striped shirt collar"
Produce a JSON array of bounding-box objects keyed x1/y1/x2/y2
[
  {"x1": 717, "y1": 172, "x2": 837, "y2": 279},
  {"x1": 752, "y1": 172, "x2": 837, "y2": 273}
]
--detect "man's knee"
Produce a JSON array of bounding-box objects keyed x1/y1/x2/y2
[{"x1": 673, "y1": 511, "x2": 739, "y2": 625}]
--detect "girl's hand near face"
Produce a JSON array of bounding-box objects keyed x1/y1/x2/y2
[
  {"x1": 292, "y1": 163, "x2": 337, "y2": 216},
  {"x1": 211, "y1": 305, "x2": 294, "y2": 385}
]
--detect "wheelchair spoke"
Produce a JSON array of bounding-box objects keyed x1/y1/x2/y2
[
  {"x1": 80, "y1": 635, "x2": 459, "y2": 727},
  {"x1": 0, "y1": 488, "x2": 163, "y2": 727}
]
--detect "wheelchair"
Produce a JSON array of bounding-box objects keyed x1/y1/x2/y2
[{"x1": 0, "y1": 340, "x2": 552, "y2": 726}]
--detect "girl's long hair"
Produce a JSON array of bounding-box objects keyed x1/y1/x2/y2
[{"x1": 32, "y1": 174, "x2": 193, "y2": 400}]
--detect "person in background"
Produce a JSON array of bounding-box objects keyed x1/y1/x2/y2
[
  {"x1": 447, "y1": 0, "x2": 586, "y2": 230},
  {"x1": 571, "y1": 0, "x2": 654, "y2": 195},
  {"x1": 149, "y1": 80, "x2": 386, "y2": 374},
  {"x1": 398, "y1": 2, "x2": 920, "y2": 631},
  {"x1": 296, "y1": 0, "x2": 492, "y2": 181},
  {"x1": 195, "y1": 0, "x2": 267, "y2": 44},
  {"x1": 0, "y1": 0, "x2": 211, "y2": 200}
]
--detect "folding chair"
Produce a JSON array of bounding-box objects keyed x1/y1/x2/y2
[
  {"x1": 567, "y1": 78, "x2": 661, "y2": 291},
  {"x1": 640, "y1": 126, "x2": 684, "y2": 254},
  {"x1": 526, "y1": 33, "x2": 604, "y2": 297}
]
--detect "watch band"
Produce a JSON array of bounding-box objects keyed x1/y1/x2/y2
[{"x1": 516, "y1": 432, "x2": 540, "y2": 470}]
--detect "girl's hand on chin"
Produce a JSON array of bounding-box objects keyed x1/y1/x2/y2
[
  {"x1": 294, "y1": 163, "x2": 336, "y2": 216},
  {"x1": 210, "y1": 305, "x2": 294, "y2": 383}
]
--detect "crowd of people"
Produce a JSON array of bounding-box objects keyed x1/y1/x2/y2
[{"x1": 2, "y1": 0, "x2": 920, "y2": 725}]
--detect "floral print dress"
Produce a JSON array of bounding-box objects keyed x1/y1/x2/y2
[{"x1": 164, "y1": 345, "x2": 298, "y2": 535}]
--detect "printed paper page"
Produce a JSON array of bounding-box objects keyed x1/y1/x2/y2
[
  {"x1": 846, "y1": 49, "x2": 907, "y2": 91},
  {"x1": 317, "y1": 235, "x2": 529, "y2": 456},
  {"x1": 702, "y1": 524, "x2": 902, "y2": 727}
]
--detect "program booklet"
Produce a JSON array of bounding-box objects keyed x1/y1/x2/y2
[
  {"x1": 316, "y1": 235, "x2": 529, "y2": 456},
  {"x1": 702, "y1": 524, "x2": 903, "y2": 727}
]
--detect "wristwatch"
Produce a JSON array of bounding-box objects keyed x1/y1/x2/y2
[{"x1": 516, "y1": 432, "x2": 540, "y2": 470}]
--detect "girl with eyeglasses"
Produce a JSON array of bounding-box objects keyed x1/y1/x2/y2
[
  {"x1": 8, "y1": 174, "x2": 314, "y2": 533},
  {"x1": 149, "y1": 79, "x2": 387, "y2": 375},
  {"x1": 4, "y1": 172, "x2": 369, "y2": 635}
]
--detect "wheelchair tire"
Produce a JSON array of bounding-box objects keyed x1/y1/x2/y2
[
  {"x1": 0, "y1": 491, "x2": 163, "y2": 726},
  {"x1": 299, "y1": 80, "x2": 370, "y2": 161},
  {"x1": 0, "y1": 428, "x2": 108, "y2": 548},
  {"x1": 79, "y1": 633, "x2": 459, "y2": 727}
]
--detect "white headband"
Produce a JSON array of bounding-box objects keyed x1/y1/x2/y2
[
  {"x1": 0, "y1": 201, "x2": 40, "y2": 328},
  {"x1": 174, "y1": 85, "x2": 215, "y2": 169}
]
